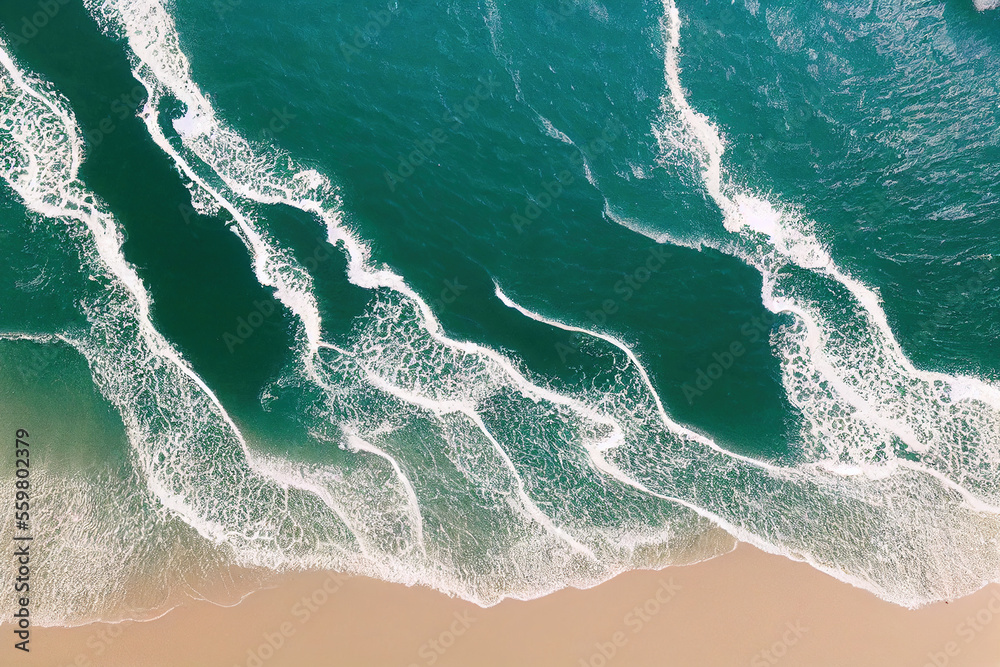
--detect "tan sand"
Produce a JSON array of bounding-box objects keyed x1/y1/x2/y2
[{"x1": 10, "y1": 543, "x2": 1000, "y2": 667}]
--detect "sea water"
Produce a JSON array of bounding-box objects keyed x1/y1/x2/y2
[{"x1": 0, "y1": 0, "x2": 998, "y2": 624}]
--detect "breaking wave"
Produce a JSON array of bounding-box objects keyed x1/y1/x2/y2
[{"x1": 1, "y1": 0, "x2": 998, "y2": 624}]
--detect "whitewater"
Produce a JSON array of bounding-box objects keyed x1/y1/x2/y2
[{"x1": 0, "y1": 0, "x2": 998, "y2": 626}]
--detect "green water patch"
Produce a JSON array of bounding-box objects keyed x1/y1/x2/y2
[
  {"x1": 0, "y1": 1, "x2": 297, "y2": 413},
  {"x1": 0, "y1": 338, "x2": 131, "y2": 476}
]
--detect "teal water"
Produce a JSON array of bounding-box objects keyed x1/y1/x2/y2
[{"x1": 1, "y1": 0, "x2": 999, "y2": 624}]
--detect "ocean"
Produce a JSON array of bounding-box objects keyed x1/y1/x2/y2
[{"x1": 1, "y1": 0, "x2": 999, "y2": 625}]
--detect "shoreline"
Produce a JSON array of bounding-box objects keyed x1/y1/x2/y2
[{"x1": 6, "y1": 543, "x2": 1000, "y2": 667}]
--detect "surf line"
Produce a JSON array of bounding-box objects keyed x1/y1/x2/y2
[
  {"x1": 100, "y1": 0, "x2": 670, "y2": 554},
  {"x1": 494, "y1": 284, "x2": 796, "y2": 478},
  {"x1": 1, "y1": 35, "x2": 321, "y2": 553},
  {"x1": 123, "y1": 71, "x2": 393, "y2": 551},
  {"x1": 99, "y1": 0, "x2": 854, "y2": 570},
  {"x1": 651, "y1": 0, "x2": 1000, "y2": 491},
  {"x1": 119, "y1": 9, "x2": 603, "y2": 562}
]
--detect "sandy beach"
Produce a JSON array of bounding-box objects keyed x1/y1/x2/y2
[{"x1": 6, "y1": 544, "x2": 998, "y2": 667}]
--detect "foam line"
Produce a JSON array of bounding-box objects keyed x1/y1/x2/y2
[
  {"x1": 0, "y1": 45, "x2": 82, "y2": 179},
  {"x1": 657, "y1": 0, "x2": 1000, "y2": 404},
  {"x1": 91, "y1": 0, "x2": 634, "y2": 577},
  {"x1": 88, "y1": 0, "x2": 639, "y2": 454},
  {"x1": 488, "y1": 293, "x2": 965, "y2": 603},
  {"x1": 476, "y1": 289, "x2": 969, "y2": 601},
  {"x1": 130, "y1": 70, "x2": 324, "y2": 355},
  {"x1": 493, "y1": 283, "x2": 797, "y2": 478},
  {"x1": 122, "y1": 70, "x2": 424, "y2": 557},
  {"x1": 0, "y1": 39, "x2": 389, "y2": 626},
  {"x1": 339, "y1": 426, "x2": 426, "y2": 554},
  {"x1": 0, "y1": 47, "x2": 243, "y2": 500},
  {"x1": 128, "y1": 0, "x2": 998, "y2": 514},
  {"x1": 812, "y1": 458, "x2": 1000, "y2": 514},
  {"x1": 69, "y1": 0, "x2": 1000, "y2": 611},
  {"x1": 650, "y1": 0, "x2": 1000, "y2": 496},
  {"x1": 323, "y1": 341, "x2": 597, "y2": 560},
  {"x1": 0, "y1": 35, "x2": 364, "y2": 567},
  {"x1": 122, "y1": 32, "x2": 646, "y2": 562}
]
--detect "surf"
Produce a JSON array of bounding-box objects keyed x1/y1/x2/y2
[{"x1": 2, "y1": 0, "x2": 999, "y2": 626}]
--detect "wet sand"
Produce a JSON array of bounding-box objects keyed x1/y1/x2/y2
[{"x1": 12, "y1": 543, "x2": 1000, "y2": 667}]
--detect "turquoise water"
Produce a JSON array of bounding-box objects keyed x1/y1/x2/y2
[{"x1": 1, "y1": 0, "x2": 999, "y2": 623}]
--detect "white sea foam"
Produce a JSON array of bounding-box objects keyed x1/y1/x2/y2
[
  {"x1": 7, "y1": 0, "x2": 997, "y2": 621},
  {"x1": 66, "y1": 0, "x2": 731, "y2": 610},
  {"x1": 0, "y1": 44, "x2": 288, "y2": 624},
  {"x1": 653, "y1": 0, "x2": 1000, "y2": 497},
  {"x1": 84, "y1": 0, "x2": 1000, "y2": 609}
]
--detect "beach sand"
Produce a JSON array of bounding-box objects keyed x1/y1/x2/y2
[{"x1": 12, "y1": 543, "x2": 1000, "y2": 667}]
